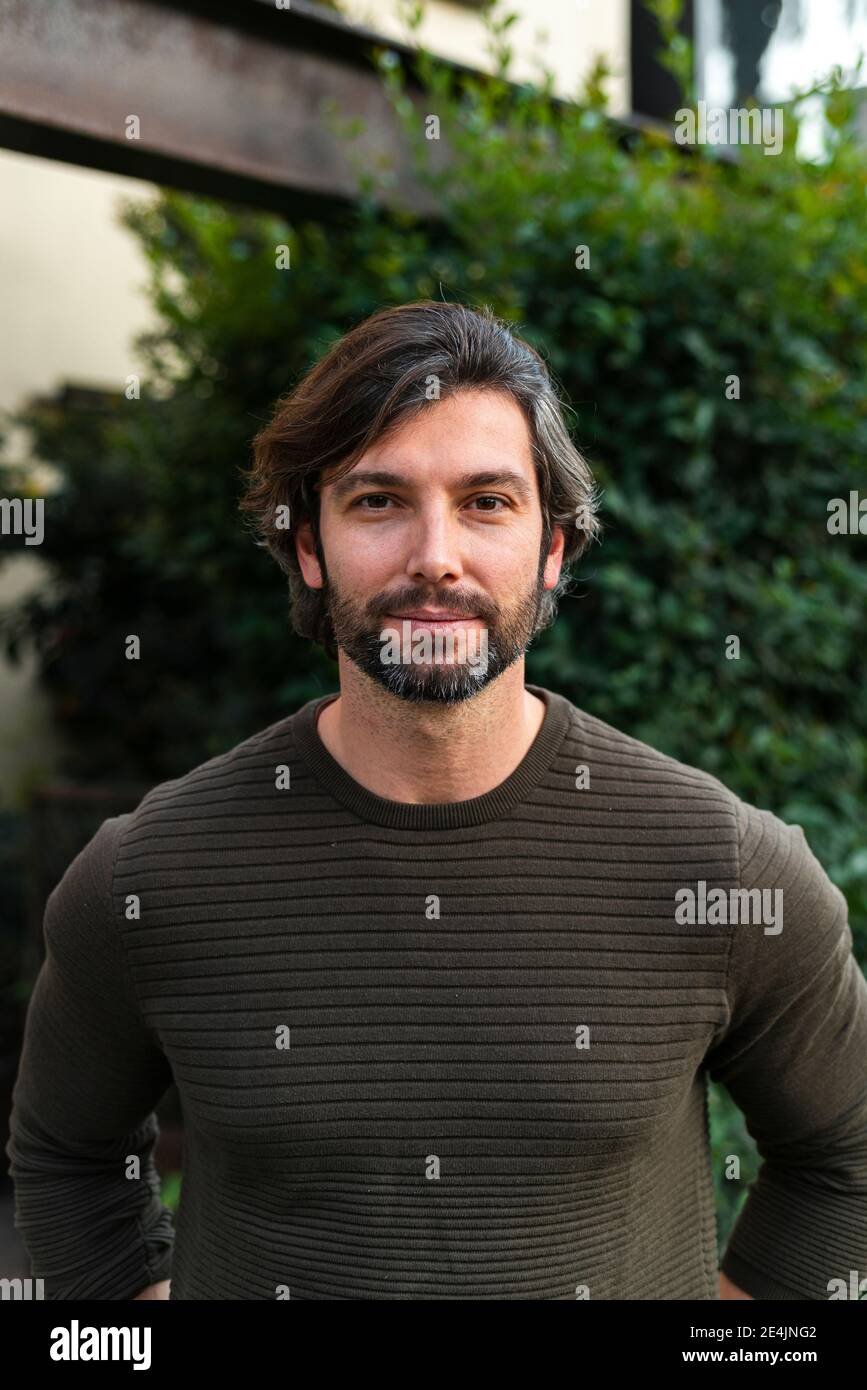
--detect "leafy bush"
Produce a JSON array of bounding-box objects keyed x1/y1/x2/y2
[{"x1": 2, "y1": 0, "x2": 865, "y2": 1252}]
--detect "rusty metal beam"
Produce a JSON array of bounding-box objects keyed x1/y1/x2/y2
[{"x1": 0, "y1": 0, "x2": 444, "y2": 215}]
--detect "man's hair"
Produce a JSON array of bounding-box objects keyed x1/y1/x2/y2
[{"x1": 240, "y1": 300, "x2": 602, "y2": 658}]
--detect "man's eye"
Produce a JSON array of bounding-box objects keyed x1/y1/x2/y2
[
  {"x1": 355, "y1": 494, "x2": 393, "y2": 510},
  {"x1": 352, "y1": 494, "x2": 508, "y2": 512}
]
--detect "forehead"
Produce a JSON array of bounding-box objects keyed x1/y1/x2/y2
[{"x1": 323, "y1": 389, "x2": 535, "y2": 489}]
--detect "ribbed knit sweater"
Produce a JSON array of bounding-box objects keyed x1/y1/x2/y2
[{"x1": 7, "y1": 685, "x2": 867, "y2": 1300}]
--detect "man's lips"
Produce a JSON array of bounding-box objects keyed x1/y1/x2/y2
[{"x1": 385, "y1": 611, "x2": 479, "y2": 623}]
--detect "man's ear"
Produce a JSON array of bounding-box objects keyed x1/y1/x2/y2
[
  {"x1": 295, "y1": 520, "x2": 325, "y2": 590},
  {"x1": 542, "y1": 523, "x2": 566, "y2": 591}
]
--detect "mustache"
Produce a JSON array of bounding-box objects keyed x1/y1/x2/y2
[{"x1": 366, "y1": 589, "x2": 499, "y2": 622}]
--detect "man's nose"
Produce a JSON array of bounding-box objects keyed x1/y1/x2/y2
[{"x1": 403, "y1": 507, "x2": 464, "y2": 583}]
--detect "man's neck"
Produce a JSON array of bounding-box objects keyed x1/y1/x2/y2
[{"x1": 315, "y1": 659, "x2": 546, "y2": 805}]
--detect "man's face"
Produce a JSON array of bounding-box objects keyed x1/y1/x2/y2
[{"x1": 296, "y1": 388, "x2": 565, "y2": 703}]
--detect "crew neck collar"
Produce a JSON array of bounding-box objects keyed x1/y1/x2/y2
[{"x1": 291, "y1": 683, "x2": 573, "y2": 831}]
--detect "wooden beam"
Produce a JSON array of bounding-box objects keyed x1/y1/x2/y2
[{"x1": 0, "y1": 0, "x2": 443, "y2": 214}]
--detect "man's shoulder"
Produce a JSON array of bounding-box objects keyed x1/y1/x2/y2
[
  {"x1": 562, "y1": 696, "x2": 825, "y2": 885},
  {"x1": 117, "y1": 707, "x2": 304, "y2": 835},
  {"x1": 565, "y1": 697, "x2": 740, "y2": 808}
]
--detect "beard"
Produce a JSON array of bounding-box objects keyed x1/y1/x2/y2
[{"x1": 322, "y1": 554, "x2": 547, "y2": 705}]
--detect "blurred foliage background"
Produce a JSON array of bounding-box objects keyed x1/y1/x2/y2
[{"x1": 2, "y1": 0, "x2": 866, "y2": 1257}]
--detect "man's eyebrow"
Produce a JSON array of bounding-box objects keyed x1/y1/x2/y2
[{"x1": 327, "y1": 469, "x2": 534, "y2": 503}]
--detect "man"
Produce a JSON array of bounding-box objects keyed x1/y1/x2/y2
[{"x1": 7, "y1": 300, "x2": 867, "y2": 1300}]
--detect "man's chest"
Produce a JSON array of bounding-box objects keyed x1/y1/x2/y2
[{"x1": 140, "y1": 835, "x2": 730, "y2": 1167}]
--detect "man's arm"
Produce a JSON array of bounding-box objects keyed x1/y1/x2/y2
[
  {"x1": 704, "y1": 800, "x2": 867, "y2": 1301},
  {"x1": 5, "y1": 817, "x2": 175, "y2": 1299}
]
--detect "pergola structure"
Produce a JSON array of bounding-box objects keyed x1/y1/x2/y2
[
  {"x1": 0, "y1": 0, "x2": 682, "y2": 217},
  {"x1": 0, "y1": 0, "x2": 449, "y2": 217}
]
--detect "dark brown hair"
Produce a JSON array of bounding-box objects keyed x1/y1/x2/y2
[{"x1": 240, "y1": 300, "x2": 602, "y2": 658}]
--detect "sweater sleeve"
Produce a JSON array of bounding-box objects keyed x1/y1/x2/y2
[
  {"x1": 4, "y1": 815, "x2": 175, "y2": 1299},
  {"x1": 705, "y1": 800, "x2": 867, "y2": 1301}
]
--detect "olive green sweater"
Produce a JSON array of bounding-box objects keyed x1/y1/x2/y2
[{"x1": 7, "y1": 685, "x2": 867, "y2": 1299}]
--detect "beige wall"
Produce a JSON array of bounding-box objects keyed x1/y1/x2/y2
[
  {"x1": 341, "y1": 0, "x2": 631, "y2": 111},
  {"x1": 0, "y1": 152, "x2": 161, "y2": 806},
  {"x1": 0, "y1": 154, "x2": 160, "y2": 415}
]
